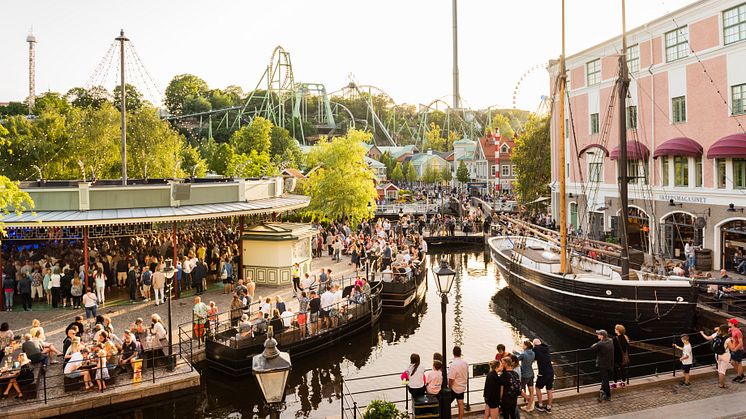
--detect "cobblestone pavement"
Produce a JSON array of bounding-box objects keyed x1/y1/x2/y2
[
  {"x1": 467, "y1": 372, "x2": 746, "y2": 419},
  {"x1": 0, "y1": 255, "x2": 358, "y2": 347}
]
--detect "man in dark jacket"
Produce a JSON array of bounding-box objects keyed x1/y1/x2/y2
[
  {"x1": 192, "y1": 260, "x2": 206, "y2": 295},
  {"x1": 591, "y1": 329, "x2": 615, "y2": 401},
  {"x1": 126, "y1": 263, "x2": 138, "y2": 303},
  {"x1": 18, "y1": 273, "x2": 32, "y2": 311}
]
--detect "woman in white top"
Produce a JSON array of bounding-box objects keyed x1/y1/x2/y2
[
  {"x1": 94, "y1": 270, "x2": 106, "y2": 304},
  {"x1": 404, "y1": 353, "x2": 426, "y2": 398},
  {"x1": 150, "y1": 314, "x2": 168, "y2": 346}
]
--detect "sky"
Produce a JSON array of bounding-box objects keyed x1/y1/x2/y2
[{"x1": 0, "y1": 0, "x2": 697, "y2": 111}]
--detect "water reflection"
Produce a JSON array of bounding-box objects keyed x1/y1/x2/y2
[{"x1": 93, "y1": 247, "x2": 594, "y2": 418}]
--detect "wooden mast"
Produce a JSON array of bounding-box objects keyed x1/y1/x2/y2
[
  {"x1": 558, "y1": 0, "x2": 568, "y2": 274},
  {"x1": 618, "y1": 0, "x2": 631, "y2": 280}
]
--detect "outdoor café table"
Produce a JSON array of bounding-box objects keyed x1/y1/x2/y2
[{"x1": 139, "y1": 335, "x2": 167, "y2": 368}]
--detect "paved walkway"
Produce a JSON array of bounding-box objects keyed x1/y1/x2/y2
[
  {"x1": 465, "y1": 368, "x2": 746, "y2": 419},
  {"x1": 0, "y1": 255, "x2": 357, "y2": 348}
]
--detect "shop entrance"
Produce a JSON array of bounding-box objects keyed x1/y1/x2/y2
[
  {"x1": 720, "y1": 219, "x2": 746, "y2": 272},
  {"x1": 661, "y1": 212, "x2": 703, "y2": 259}
]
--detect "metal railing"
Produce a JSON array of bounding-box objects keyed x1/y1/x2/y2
[
  {"x1": 339, "y1": 331, "x2": 720, "y2": 416},
  {"x1": 0, "y1": 346, "x2": 195, "y2": 409},
  {"x1": 698, "y1": 286, "x2": 746, "y2": 318},
  {"x1": 376, "y1": 203, "x2": 441, "y2": 214}
]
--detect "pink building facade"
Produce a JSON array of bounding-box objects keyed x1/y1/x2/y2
[{"x1": 549, "y1": 0, "x2": 746, "y2": 271}]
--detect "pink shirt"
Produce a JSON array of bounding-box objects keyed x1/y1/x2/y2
[
  {"x1": 448, "y1": 357, "x2": 469, "y2": 394},
  {"x1": 425, "y1": 370, "x2": 442, "y2": 394},
  {"x1": 732, "y1": 327, "x2": 743, "y2": 350}
]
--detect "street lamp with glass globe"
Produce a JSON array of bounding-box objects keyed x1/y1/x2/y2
[
  {"x1": 163, "y1": 259, "x2": 175, "y2": 370},
  {"x1": 433, "y1": 259, "x2": 456, "y2": 419},
  {"x1": 252, "y1": 325, "x2": 292, "y2": 418}
]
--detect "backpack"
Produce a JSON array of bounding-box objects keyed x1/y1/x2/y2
[
  {"x1": 713, "y1": 336, "x2": 726, "y2": 355},
  {"x1": 504, "y1": 371, "x2": 521, "y2": 400}
]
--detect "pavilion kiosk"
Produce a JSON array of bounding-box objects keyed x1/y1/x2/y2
[{"x1": 241, "y1": 223, "x2": 315, "y2": 286}]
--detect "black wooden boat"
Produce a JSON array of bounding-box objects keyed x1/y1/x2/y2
[
  {"x1": 377, "y1": 267, "x2": 428, "y2": 310},
  {"x1": 205, "y1": 280, "x2": 383, "y2": 376},
  {"x1": 488, "y1": 236, "x2": 698, "y2": 339}
]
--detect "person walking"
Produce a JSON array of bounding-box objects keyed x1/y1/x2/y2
[
  {"x1": 50, "y1": 267, "x2": 61, "y2": 308},
  {"x1": 591, "y1": 329, "x2": 615, "y2": 402},
  {"x1": 82, "y1": 287, "x2": 98, "y2": 319},
  {"x1": 126, "y1": 263, "x2": 138, "y2": 303},
  {"x1": 727, "y1": 318, "x2": 745, "y2": 383},
  {"x1": 2, "y1": 272, "x2": 14, "y2": 311},
  {"x1": 612, "y1": 324, "x2": 629, "y2": 388},
  {"x1": 192, "y1": 260, "x2": 206, "y2": 295},
  {"x1": 291, "y1": 263, "x2": 301, "y2": 294}
]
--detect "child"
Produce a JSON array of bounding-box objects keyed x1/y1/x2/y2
[
  {"x1": 495, "y1": 344, "x2": 507, "y2": 361},
  {"x1": 673, "y1": 334, "x2": 693, "y2": 386},
  {"x1": 95, "y1": 349, "x2": 110, "y2": 391}
]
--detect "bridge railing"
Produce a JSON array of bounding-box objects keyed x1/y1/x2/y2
[{"x1": 375, "y1": 203, "x2": 441, "y2": 214}]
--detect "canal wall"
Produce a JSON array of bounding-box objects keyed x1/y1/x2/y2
[{"x1": 0, "y1": 363, "x2": 200, "y2": 419}]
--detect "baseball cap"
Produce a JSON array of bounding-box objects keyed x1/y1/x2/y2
[
  {"x1": 728, "y1": 318, "x2": 739, "y2": 326},
  {"x1": 532, "y1": 338, "x2": 542, "y2": 346},
  {"x1": 595, "y1": 329, "x2": 609, "y2": 338}
]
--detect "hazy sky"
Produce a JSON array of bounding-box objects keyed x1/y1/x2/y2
[{"x1": 1, "y1": 0, "x2": 696, "y2": 111}]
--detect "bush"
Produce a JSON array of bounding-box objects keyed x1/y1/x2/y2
[{"x1": 363, "y1": 399, "x2": 408, "y2": 419}]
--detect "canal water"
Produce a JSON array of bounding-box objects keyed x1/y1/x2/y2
[{"x1": 85, "y1": 247, "x2": 654, "y2": 418}]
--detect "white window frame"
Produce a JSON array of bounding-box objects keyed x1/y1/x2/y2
[
  {"x1": 501, "y1": 165, "x2": 510, "y2": 177},
  {"x1": 724, "y1": 3, "x2": 746, "y2": 45},
  {"x1": 590, "y1": 113, "x2": 600, "y2": 134},
  {"x1": 665, "y1": 26, "x2": 689, "y2": 62},
  {"x1": 672, "y1": 96, "x2": 687, "y2": 124},
  {"x1": 733, "y1": 83, "x2": 746, "y2": 115},
  {"x1": 626, "y1": 44, "x2": 640, "y2": 73},
  {"x1": 586, "y1": 59, "x2": 601, "y2": 86}
]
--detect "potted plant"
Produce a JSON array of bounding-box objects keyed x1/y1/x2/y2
[{"x1": 363, "y1": 399, "x2": 408, "y2": 419}]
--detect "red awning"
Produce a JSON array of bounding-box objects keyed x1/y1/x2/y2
[
  {"x1": 707, "y1": 134, "x2": 746, "y2": 159},
  {"x1": 577, "y1": 143, "x2": 610, "y2": 157},
  {"x1": 652, "y1": 137, "x2": 703, "y2": 159},
  {"x1": 610, "y1": 141, "x2": 650, "y2": 160}
]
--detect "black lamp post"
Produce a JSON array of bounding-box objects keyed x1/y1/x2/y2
[
  {"x1": 163, "y1": 259, "x2": 175, "y2": 370},
  {"x1": 433, "y1": 260, "x2": 456, "y2": 419},
  {"x1": 253, "y1": 326, "x2": 292, "y2": 418}
]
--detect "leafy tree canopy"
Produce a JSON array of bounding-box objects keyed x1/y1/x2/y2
[
  {"x1": 456, "y1": 160, "x2": 470, "y2": 183},
  {"x1": 164, "y1": 74, "x2": 209, "y2": 115},
  {"x1": 512, "y1": 114, "x2": 550, "y2": 203},
  {"x1": 303, "y1": 129, "x2": 377, "y2": 224}
]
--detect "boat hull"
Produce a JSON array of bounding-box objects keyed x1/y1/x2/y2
[
  {"x1": 380, "y1": 268, "x2": 428, "y2": 310},
  {"x1": 489, "y1": 238, "x2": 697, "y2": 339}
]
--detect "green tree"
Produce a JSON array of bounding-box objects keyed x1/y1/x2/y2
[
  {"x1": 164, "y1": 74, "x2": 209, "y2": 115},
  {"x1": 32, "y1": 92, "x2": 70, "y2": 115},
  {"x1": 456, "y1": 160, "x2": 470, "y2": 183},
  {"x1": 270, "y1": 126, "x2": 303, "y2": 168},
  {"x1": 303, "y1": 129, "x2": 377, "y2": 224},
  {"x1": 389, "y1": 162, "x2": 403, "y2": 182},
  {"x1": 0, "y1": 175, "x2": 34, "y2": 236},
  {"x1": 113, "y1": 84, "x2": 144, "y2": 112},
  {"x1": 0, "y1": 102, "x2": 28, "y2": 116},
  {"x1": 126, "y1": 105, "x2": 189, "y2": 178},
  {"x1": 488, "y1": 113, "x2": 515, "y2": 138},
  {"x1": 422, "y1": 164, "x2": 440, "y2": 184},
  {"x1": 66, "y1": 102, "x2": 121, "y2": 180},
  {"x1": 210, "y1": 142, "x2": 235, "y2": 175},
  {"x1": 181, "y1": 145, "x2": 208, "y2": 177},
  {"x1": 66, "y1": 86, "x2": 111, "y2": 109},
  {"x1": 226, "y1": 150, "x2": 275, "y2": 178},
  {"x1": 440, "y1": 166, "x2": 453, "y2": 184},
  {"x1": 181, "y1": 95, "x2": 212, "y2": 115},
  {"x1": 207, "y1": 89, "x2": 234, "y2": 110},
  {"x1": 512, "y1": 114, "x2": 550, "y2": 203},
  {"x1": 404, "y1": 161, "x2": 417, "y2": 183},
  {"x1": 423, "y1": 122, "x2": 447, "y2": 152},
  {"x1": 230, "y1": 116, "x2": 273, "y2": 156}
]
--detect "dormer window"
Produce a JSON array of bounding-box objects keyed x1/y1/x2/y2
[{"x1": 500, "y1": 144, "x2": 510, "y2": 154}]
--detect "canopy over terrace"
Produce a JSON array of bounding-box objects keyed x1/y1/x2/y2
[{"x1": 0, "y1": 176, "x2": 310, "y2": 290}]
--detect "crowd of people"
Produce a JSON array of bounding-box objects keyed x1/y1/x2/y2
[
  {"x1": 0, "y1": 310, "x2": 171, "y2": 398},
  {"x1": 1, "y1": 220, "x2": 241, "y2": 312}
]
